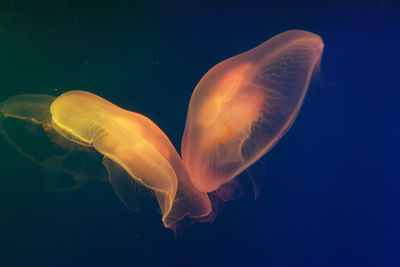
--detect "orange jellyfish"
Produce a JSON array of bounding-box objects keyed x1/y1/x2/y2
[{"x1": 181, "y1": 30, "x2": 323, "y2": 194}]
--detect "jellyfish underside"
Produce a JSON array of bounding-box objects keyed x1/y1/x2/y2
[{"x1": 0, "y1": 30, "x2": 323, "y2": 229}]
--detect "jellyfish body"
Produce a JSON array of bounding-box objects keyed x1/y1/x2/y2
[
  {"x1": 0, "y1": 30, "x2": 323, "y2": 229},
  {"x1": 0, "y1": 94, "x2": 103, "y2": 190},
  {"x1": 0, "y1": 94, "x2": 56, "y2": 161},
  {"x1": 181, "y1": 30, "x2": 323, "y2": 193},
  {"x1": 0, "y1": 94, "x2": 55, "y2": 125},
  {"x1": 49, "y1": 91, "x2": 211, "y2": 228}
]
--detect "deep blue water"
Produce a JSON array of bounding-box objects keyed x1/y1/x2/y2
[{"x1": 0, "y1": 1, "x2": 399, "y2": 266}]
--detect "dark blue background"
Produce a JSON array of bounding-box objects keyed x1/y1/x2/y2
[{"x1": 0, "y1": 0, "x2": 399, "y2": 266}]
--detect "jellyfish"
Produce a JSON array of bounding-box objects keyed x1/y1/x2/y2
[
  {"x1": 181, "y1": 30, "x2": 323, "y2": 195},
  {"x1": 0, "y1": 94, "x2": 56, "y2": 162},
  {"x1": 0, "y1": 30, "x2": 323, "y2": 229},
  {"x1": 0, "y1": 94, "x2": 109, "y2": 190},
  {"x1": 0, "y1": 92, "x2": 213, "y2": 228},
  {"x1": 49, "y1": 90, "x2": 212, "y2": 228}
]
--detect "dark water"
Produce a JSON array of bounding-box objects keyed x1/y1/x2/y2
[{"x1": 0, "y1": 1, "x2": 399, "y2": 266}]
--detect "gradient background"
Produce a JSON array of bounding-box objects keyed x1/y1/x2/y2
[{"x1": 0, "y1": 0, "x2": 399, "y2": 266}]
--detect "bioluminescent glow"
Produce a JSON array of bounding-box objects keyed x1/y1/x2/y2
[{"x1": 0, "y1": 30, "x2": 323, "y2": 229}]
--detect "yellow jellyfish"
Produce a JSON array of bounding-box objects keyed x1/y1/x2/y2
[{"x1": 49, "y1": 91, "x2": 212, "y2": 228}]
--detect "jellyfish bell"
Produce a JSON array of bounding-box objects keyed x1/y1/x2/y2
[
  {"x1": 0, "y1": 94, "x2": 55, "y2": 125},
  {"x1": 182, "y1": 30, "x2": 324, "y2": 193},
  {"x1": 0, "y1": 94, "x2": 104, "y2": 191},
  {"x1": 49, "y1": 90, "x2": 212, "y2": 228}
]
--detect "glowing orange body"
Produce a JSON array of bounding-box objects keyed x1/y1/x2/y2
[{"x1": 182, "y1": 30, "x2": 323, "y2": 192}]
